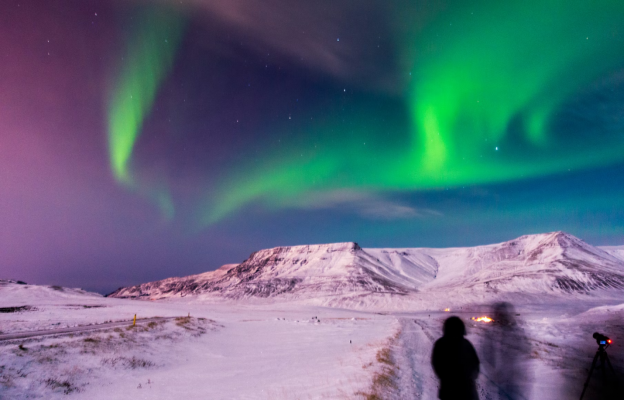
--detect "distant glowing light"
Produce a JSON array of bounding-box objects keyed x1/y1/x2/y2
[
  {"x1": 444, "y1": 308, "x2": 450, "y2": 312},
  {"x1": 471, "y1": 316, "x2": 493, "y2": 323}
]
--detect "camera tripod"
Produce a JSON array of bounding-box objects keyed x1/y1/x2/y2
[{"x1": 579, "y1": 342, "x2": 617, "y2": 400}]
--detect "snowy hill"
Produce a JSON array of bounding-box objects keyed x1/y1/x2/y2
[
  {"x1": 0, "y1": 280, "x2": 102, "y2": 305},
  {"x1": 108, "y1": 232, "x2": 624, "y2": 301}
]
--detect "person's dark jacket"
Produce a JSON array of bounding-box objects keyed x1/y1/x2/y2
[{"x1": 432, "y1": 335, "x2": 480, "y2": 400}]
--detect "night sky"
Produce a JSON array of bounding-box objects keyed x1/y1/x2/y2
[{"x1": 2, "y1": 0, "x2": 624, "y2": 294}]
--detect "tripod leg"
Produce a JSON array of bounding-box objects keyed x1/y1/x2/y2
[
  {"x1": 604, "y1": 353, "x2": 617, "y2": 376},
  {"x1": 580, "y1": 351, "x2": 601, "y2": 400},
  {"x1": 604, "y1": 353, "x2": 620, "y2": 394}
]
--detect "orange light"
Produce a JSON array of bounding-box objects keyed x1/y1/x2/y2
[
  {"x1": 471, "y1": 316, "x2": 493, "y2": 323},
  {"x1": 444, "y1": 308, "x2": 450, "y2": 312},
  {"x1": 608, "y1": 339, "x2": 612, "y2": 344}
]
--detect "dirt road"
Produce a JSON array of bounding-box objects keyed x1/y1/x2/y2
[{"x1": 0, "y1": 316, "x2": 176, "y2": 342}]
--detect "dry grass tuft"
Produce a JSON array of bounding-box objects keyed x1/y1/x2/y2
[
  {"x1": 355, "y1": 329, "x2": 401, "y2": 399},
  {"x1": 44, "y1": 378, "x2": 79, "y2": 394},
  {"x1": 101, "y1": 356, "x2": 155, "y2": 369},
  {"x1": 376, "y1": 348, "x2": 392, "y2": 366}
]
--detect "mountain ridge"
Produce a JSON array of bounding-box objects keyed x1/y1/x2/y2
[{"x1": 107, "y1": 232, "x2": 624, "y2": 301}]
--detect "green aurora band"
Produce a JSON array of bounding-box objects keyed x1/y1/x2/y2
[
  {"x1": 201, "y1": 0, "x2": 624, "y2": 225},
  {"x1": 107, "y1": 7, "x2": 184, "y2": 217}
]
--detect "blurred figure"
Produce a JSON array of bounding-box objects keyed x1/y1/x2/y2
[
  {"x1": 432, "y1": 316, "x2": 480, "y2": 400},
  {"x1": 482, "y1": 302, "x2": 531, "y2": 400}
]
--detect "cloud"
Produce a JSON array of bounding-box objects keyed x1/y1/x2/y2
[
  {"x1": 291, "y1": 189, "x2": 442, "y2": 220},
  {"x1": 164, "y1": 0, "x2": 407, "y2": 93}
]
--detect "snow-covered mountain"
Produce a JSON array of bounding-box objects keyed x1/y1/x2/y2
[
  {"x1": 107, "y1": 242, "x2": 437, "y2": 300},
  {"x1": 415, "y1": 231, "x2": 624, "y2": 294},
  {"x1": 108, "y1": 232, "x2": 624, "y2": 301}
]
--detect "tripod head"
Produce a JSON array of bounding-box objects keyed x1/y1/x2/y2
[{"x1": 593, "y1": 332, "x2": 612, "y2": 350}]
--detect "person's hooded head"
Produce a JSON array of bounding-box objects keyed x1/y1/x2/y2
[
  {"x1": 443, "y1": 316, "x2": 466, "y2": 339},
  {"x1": 493, "y1": 302, "x2": 516, "y2": 327}
]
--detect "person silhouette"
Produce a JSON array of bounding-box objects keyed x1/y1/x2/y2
[
  {"x1": 432, "y1": 316, "x2": 480, "y2": 400},
  {"x1": 481, "y1": 302, "x2": 531, "y2": 400}
]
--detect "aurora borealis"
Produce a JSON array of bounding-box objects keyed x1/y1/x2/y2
[
  {"x1": 2, "y1": 0, "x2": 624, "y2": 293},
  {"x1": 203, "y1": 0, "x2": 624, "y2": 224},
  {"x1": 107, "y1": 8, "x2": 184, "y2": 186}
]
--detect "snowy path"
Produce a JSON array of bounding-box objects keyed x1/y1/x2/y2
[
  {"x1": 393, "y1": 317, "x2": 439, "y2": 399},
  {"x1": 0, "y1": 317, "x2": 175, "y2": 341}
]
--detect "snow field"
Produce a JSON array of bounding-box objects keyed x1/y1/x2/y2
[
  {"x1": 0, "y1": 286, "x2": 399, "y2": 399},
  {"x1": 2, "y1": 280, "x2": 624, "y2": 399},
  {"x1": 0, "y1": 316, "x2": 217, "y2": 398},
  {"x1": 103, "y1": 312, "x2": 397, "y2": 400}
]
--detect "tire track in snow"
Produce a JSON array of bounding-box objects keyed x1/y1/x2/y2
[{"x1": 393, "y1": 317, "x2": 440, "y2": 399}]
